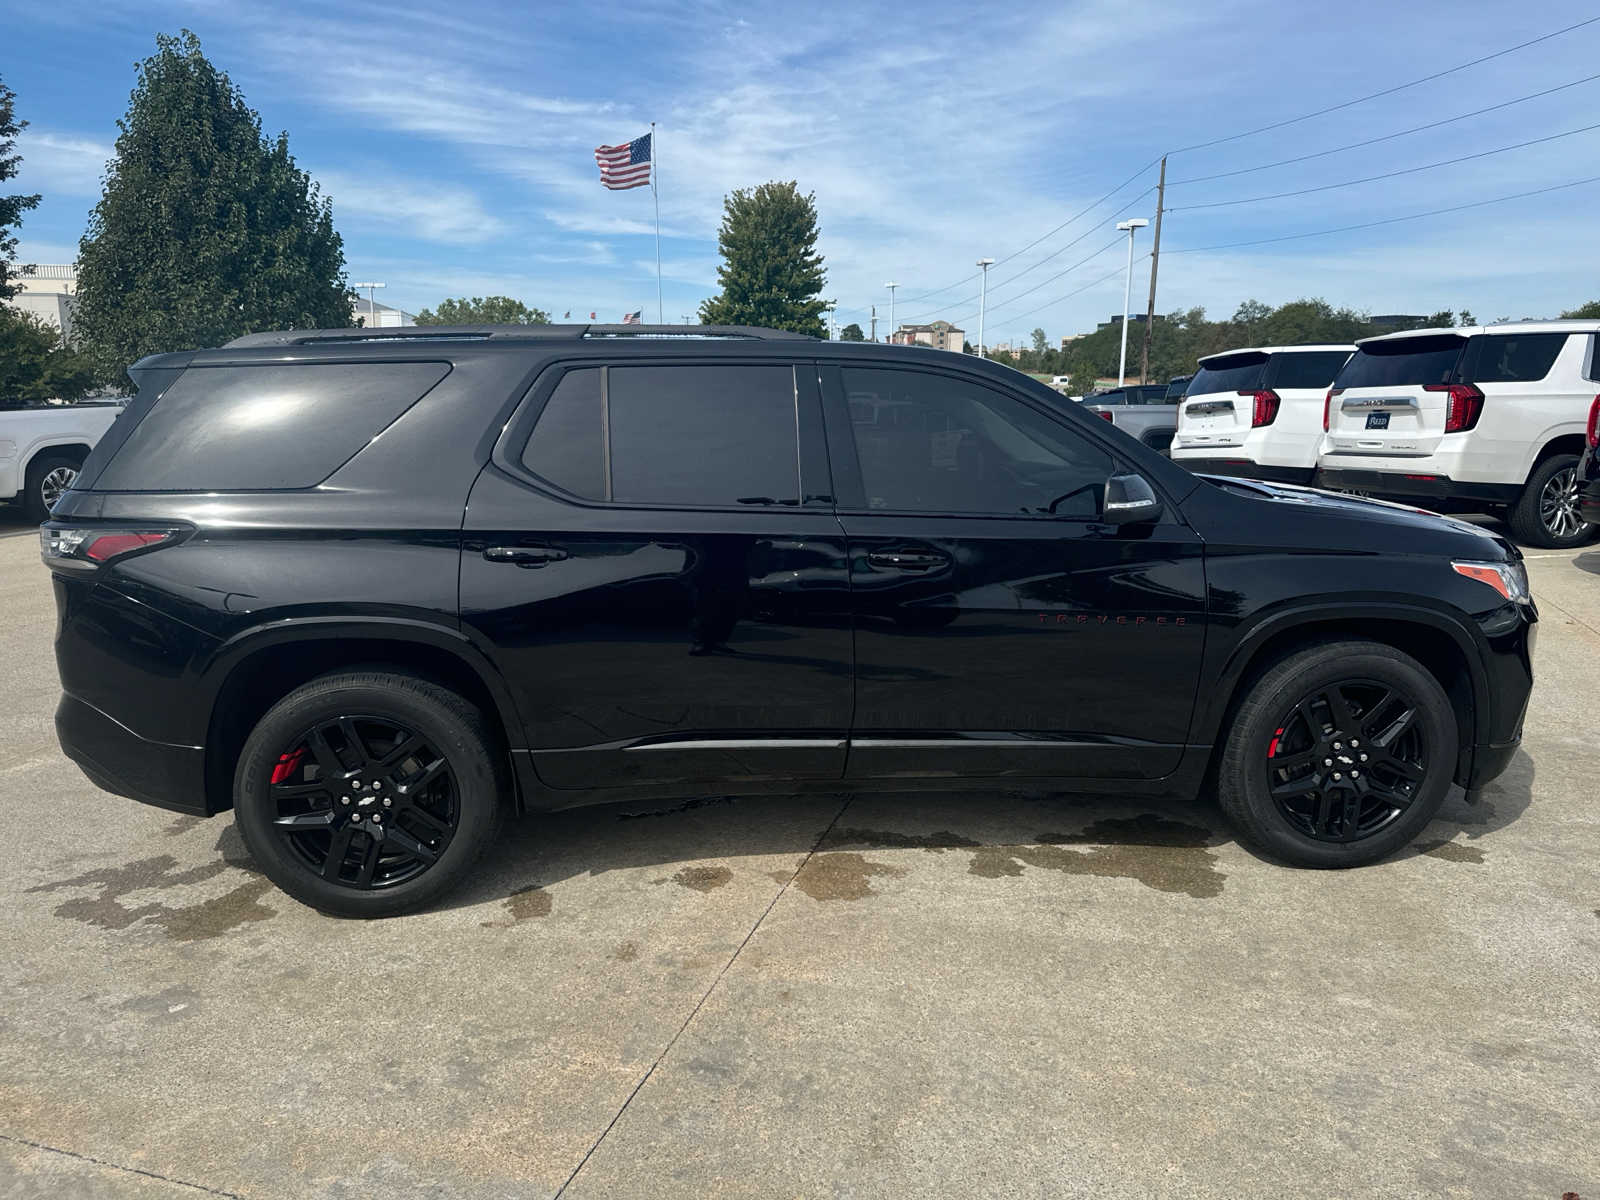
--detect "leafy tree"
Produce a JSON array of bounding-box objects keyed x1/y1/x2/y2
[
  {"x1": 74, "y1": 31, "x2": 351, "y2": 383},
  {"x1": 839, "y1": 321, "x2": 864, "y2": 341},
  {"x1": 415, "y1": 295, "x2": 550, "y2": 325},
  {"x1": 1030, "y1": 327, "x2": 1047, "y2": 354},
  {"x1": 0, "y1": 308, "x2": 97, "y2": 402},
  {"x1": 1562, "y1": 300, "x2": 1600, "y2": 319},
  {"x1": 698, "y1": 180, "x2": 826, "y2": 336},
  {"x1": 0, "y1": 74, "x2": 41, "y2": 301}
]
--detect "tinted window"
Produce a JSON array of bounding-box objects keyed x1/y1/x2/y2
[
  {"x1": 842, "y1": 366, "x2": 1113, "y2": 518},
  {"x1": 92, "y1": 362, "x2": 450, "y2": 491},
  {"x1": 1462, "y1": 332, "x2": 1567, "y2": 384},
  {"x1": 608, "y1": 365, "x2": 798, "y2": 506},
  {"x1": 1266, "y1": 350, "x2": 1351, "y2": 390},
  {"x1": 1189, "y1": 352, "x2": 1267, "y2": 395},
  {"x1": 521, "y1": 368, "x2": 603, "y2": 499},
  {"x1": 1087, "y1": 389, "x2": 1128, "y2": 405},
  {"x1": 1335, "y1": 335, "x2": 1465, "y2": 389},
  {"x1": 1164, "y1": 377, "x2": 1192, "y2": 401},
  {"x1": 1132, "y1": 385, "x2": 1171, "y2": 405}
]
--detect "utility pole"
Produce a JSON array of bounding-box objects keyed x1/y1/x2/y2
[
  {"x1": 1139, "y1": 155, "x2": 1167, "y2": 386},
  {"x1": 976, "y1": 258, "x2": 994, "y2": 358},
  {"x1": 869, "y1": 304, "x2": 878, "y2": 343},
  {"x1": 885, "y1": 282, "x2": 898, "y2": 343}
]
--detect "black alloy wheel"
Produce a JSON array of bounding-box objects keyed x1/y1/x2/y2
[
  {"x1": 267, "y1": 715, "x2": 459, "y2": 889},
  {"x1": 1263, "y1": 680, "x2": 1427, "y2": 843}
]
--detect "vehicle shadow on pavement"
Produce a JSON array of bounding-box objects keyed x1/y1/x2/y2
[
  {"x1": 0, "y1": 507, "x2": 38, "y2": 538},
  {"x1": 1574, "y1": 550, "x2": 1600, "y2": 576}
]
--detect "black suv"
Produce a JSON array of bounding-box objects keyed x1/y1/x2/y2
[{"x1": 43, "y1": 325, "x2": 1536, "y2": 917}]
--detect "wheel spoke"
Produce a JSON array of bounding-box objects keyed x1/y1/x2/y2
[
  {"x1": 1269, "y1": 747, "x2": 1319, "y2": 772},
  {"x1": 1323, "y1": 685, "x2": 1358, "y2": 735},
  {"x1": 1368, "y1": 705, "x2": 1416, "y2": 749},
  {"x1": 1339, "y1": 793, "x2": 1363, "y2": 840},
  {"x1": 353, "y1": 833, "x2": 382, "y2": 887},
  {"x1": 1271, "y1": 775, "x2": 1319, "y2": 800},
  {"x1": 305, "y1": 726, "x2": 348, "y2": 781},
  {"x1": 272, "y1": 809, "x2": 336, "y2": 829},
  {"x1": 322, "y1": 826, "x2": 356, "y2": 880},
  {"x1": 338, "y1": 718, "x2": 371, "y2": 766},
  {"x1": 374, "y1": 732, "x2": 425, "y2": 774},
  {"x1": 270, "y1": 781, "x2": 328, "y2": 801},
  {"x1": 1312, "y1": 791, "x2": 1334, "y2": 836},
  {"x1": 400, "y1": 756, "x2": 447, "y2": 794},
  {"x1": 398, "y1": 802, "x2": 451, "y2": 836},
  {"x1": 382, "y1": 824, "x2": 439, "y2": 865}
]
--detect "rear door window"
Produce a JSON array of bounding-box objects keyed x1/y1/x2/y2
[
  {"x1": 1265, "y1": 351, "x2": 1350, "y2": 390},
  {"x1": 91, "y1": 362, "x2": 451, "y2": 491},
  {"x1": 1460, "y1": 332, "x2": 1568, "y2": 384},
  {"x1": 1189, "y1": 352, "x2": 1267, "y2": 395},
  {"x1": 1335, "y1": 336, "x2": 1465, "y2": 388},
  {"x1": 518, "y1": 363, "x2": 802, "y2": 507}
]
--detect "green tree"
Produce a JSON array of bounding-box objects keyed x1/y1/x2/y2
[
  {"x1": 1562, "y1": 300, "x2": 1600, "y2": 319},
  {"x1": 0, "y1": 74, "x2": 41, "y2": 301},
  {"x1": 839, "y1": 321, "x2": 864, "y2": 341},
  {"x1": 74, "y1": 31, "x2": 350, "y2": 383},
  {"x1": 0, "y1": 308, "x2": 97, "y2": 402},
  {"x1": 698, "y1": 180, "x2": 826, "y2": 336},
  {"x1": 415, "y1": 295, "x2": 550, "y2": 325},
  {"x1": 1030, "y1": 327, "x2": 1047, "y2": 354}
]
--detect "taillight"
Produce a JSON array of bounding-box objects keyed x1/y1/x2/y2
[
  {"x1": 1097, "y1": 410, "x2": 1114, "y2": 422},
  {"x1": 1242, "y1": 389, "x2": 1280, "y2": 427},
  {"x1": 1425, "y1": 383, "x2": 1485, "y2": 433},
  {"x1": 1587, "y1": 395, "x2": 1600, "y2": 448},
  {"x1": 40, "y1": 526, "x2": 184, "y2": 572},
  {"x1": 1323, "y1": 388, "x2": 1341, "y2": 432}
]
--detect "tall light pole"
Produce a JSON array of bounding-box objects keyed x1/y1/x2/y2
[
  {"x1": 825, "y1": 300, "x2": 838, "y2": 340},
  {"x1": 354, "y1": 282, "x2": 385, "y2": 328},
  {"x1": 1114, "y1": 220, "x2": 1148, "y2": 386},
  {"x1": 975, "y1": 258, "x2": 995, "y2": 358},
  {"x1": 884, "y1": 282, "x2": 898, "y2": 343}
]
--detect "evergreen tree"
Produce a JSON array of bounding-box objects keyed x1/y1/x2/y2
[
  {"x1": 698, "y1": 181, "x2": 826, "y2": 336},
  {"x1": 75, "y1": 31, "x2": 350, "y2": 380},
  {"x1": 415, "y1": 295, "x2": 549, "y2": 325},
  {"x1": 0, "y1": 74, "x2": 41, "y2": 301},
  {"x1": 839, "y1": 322, "x2": 864, "y2": 341}
]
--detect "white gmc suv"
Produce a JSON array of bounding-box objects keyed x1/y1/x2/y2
[
  {"x1": 1314, "y1": 320, "x2": 1600, "y2": 548},
  {"x1": 1170, "y1": 344, "x2": 1353, "y2": 484},
  {"x1": 0, "y1": 401, "x2": 124, "y2": 524}
]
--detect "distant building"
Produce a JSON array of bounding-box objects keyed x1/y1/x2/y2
[
  {"x1": 6, "y1": 264, "x2": 77, "y2": 343},
  {"x1": 355, "y1": 297, "x2": 416, "y2": 328},
  {"x1": 890, "y1": 319, "x2": 965, "y2": 352},
  {"x1": 1097, "y1": 312, "x2": 1149, "y2": 330},
  {"x1": 1059, "y1": 333, "x2": 1085, "y2": 349}
]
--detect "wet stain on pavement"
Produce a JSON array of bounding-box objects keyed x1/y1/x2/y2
[
  {"x1": 27, "y1": 854, "x2": 277, "y2": 939},
  {"x1": 618, "y1": 795, "x2": 737, "y2": 820},
  {"x1": 504, "y1": 884, "x2": 552, "y2": 921},
  {"x1": 673, "y1": 865, "x2": 733, "y2": 893},
  {"x1": 967, "y1": 815, "x2": 1224, "y2": 898},
  {"x1": 612, "y1": 941, "x2": 639, "y2": 962},
  {"x1": 791, "y1": 852, "x2": 907, "y2": 901},
  {"x1": 1417, "y1": 840, "x2": 1486, "y2": 864},
  {"x1": 163, "y1": 815, "x2": 203, "y2": 836},
  {"x1": 825, "y1": 828, "x2": 980, "y2": 852}
]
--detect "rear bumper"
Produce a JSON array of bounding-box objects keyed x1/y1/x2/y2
[
  {"x1": 1176, "y1": 458, "x2": 1314, "y2": 486},
  {"x1": 56, "y1": 692, "x2": 214, "y2": 816},
  {"x1": 1313, "y1": 467, "x2": 1521, "y2": 507}
]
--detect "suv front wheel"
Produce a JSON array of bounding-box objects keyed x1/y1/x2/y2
[
  {"x1": 1218, "y1": 640, "x2": 1457, "y2": 867},
  {"x1": 234, "y1": 670, "x2": 505, "y2": 917}
]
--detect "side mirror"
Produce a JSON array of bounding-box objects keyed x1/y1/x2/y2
[{"x1": 1103, "y1": 473, "x2": 1162, "y2": 525}]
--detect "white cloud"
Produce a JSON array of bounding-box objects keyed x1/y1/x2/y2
[
  {"x1": 313, "y1": 168, "x2": 510, "y2": 245},
  {"x1": 13, "y1": 131, "x2": 111, "y2": 197}
]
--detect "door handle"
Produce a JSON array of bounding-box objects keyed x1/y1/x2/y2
[
  {"x1": 483, "y1": 545, "x2": 568, "y2": 567},
  {"x1": 867, "y1": 549, "x2": 947, "y2": 571}
]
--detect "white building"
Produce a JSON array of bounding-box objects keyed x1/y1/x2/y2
[
  {"x1": 6, "y1": 264, "x2": 77, "y2": 343},
  {"x1": 356, "y1": 298, "x2": 415, "y2": 328}
]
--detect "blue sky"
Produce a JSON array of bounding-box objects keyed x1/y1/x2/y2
[{"x1": 5, "y1": 0, "x2": 1599, "y2": 341}]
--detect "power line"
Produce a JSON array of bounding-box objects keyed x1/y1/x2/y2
[
  {"x1": 1167, "y1": 121, "x2": 1600, "y2": 212},
  {"x1": 1168, "y1": 70, "x2": 1600, "y2": 186},
  {"x1": 1166, "y1": 14, "x2": 1600, "y2": 156},
  {"x1": 1165, "y1": 174, "x2": 1600, "y2": 254},
  {"x1": 989, "y1": 260, "x2": 1141, "y2": 328},
  {"x1": 956, "y1": 235, "x2": 1126, "y2": 326}
]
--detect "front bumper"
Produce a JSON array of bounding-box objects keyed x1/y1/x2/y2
[{"x1": 56, "y1": 692, "x2": 214, "y2": 816}]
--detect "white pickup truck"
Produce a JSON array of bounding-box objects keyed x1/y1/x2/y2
[{"x1": 1, "y1": 401, "x2": 125, "y2": 523}]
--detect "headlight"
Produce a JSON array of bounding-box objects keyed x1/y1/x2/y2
[{"x1": 1452, "y1": 559, "x2": 1530, "y2": 603}]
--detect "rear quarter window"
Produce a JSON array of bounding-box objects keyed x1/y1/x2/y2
[
  {"x1": 1461, "y1": 332, "x2": 1568, "y2": 384},
  {"x1": 1189, "y1": 352, "x2": 1268, "y2": 395},
  {"x1": 1265, "y1": 350, "x2": 1350, "y2": 390},
  {"x1": 1335, "y1": 336, "x2": 1465, "y2": 389},
  {"x1": 91, "y1": 362, "x2": 451, "y2": 491}
]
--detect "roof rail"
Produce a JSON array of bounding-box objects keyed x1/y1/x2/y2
[{"x1": 223, "y1": 323, "x2": 815, "y2": 348}]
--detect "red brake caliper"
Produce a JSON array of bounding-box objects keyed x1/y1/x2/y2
[
  {"x1": 270, "y1": 747, "x2": 306, "y2": 784},
  {"x1": 1266, "y1": 727, "x2": 1285, "y2": 759}
]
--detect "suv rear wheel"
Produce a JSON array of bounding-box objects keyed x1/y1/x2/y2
[
  {"x1": 1218, "y1": 640, "x2": 1457, "y2": 867},
  {"x1": 233, "y1": 670, "x2": 505, "y2": 917},
  {"x1": 1509, "y1": 453, "x2": 1595, "y2": 549}
]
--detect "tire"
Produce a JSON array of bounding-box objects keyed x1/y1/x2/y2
[
  {"x1": 1217, "y1": 639, "x2": 1458, "y2": 868},
  {"x1": 233, "y1": 670, "x2": 506, "y2": 917},
  {"x1": 22, "y1": 451, "x2": 83, "y2": 524},
  {"x1": 1507, "y1": 453, "x2": 1596, "y2": 549}
]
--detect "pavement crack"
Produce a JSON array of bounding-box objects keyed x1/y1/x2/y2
[
  {"x1": 0, "y1": 1131, "x2": 243, "y2": 1197},
  {"x1": 550, "y1": 794, "x2": 856, "y2": 1199}
]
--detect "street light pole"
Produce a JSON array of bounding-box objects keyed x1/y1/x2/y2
[
  {"x1": 353, "y1": 281, "x2": 385, "y2": 328},
  {"x1": 1113, "y1": 221, "x2": 1147, "y2": 386},
  {"x1": 885, "y1": 282, "x2": 898, "y2": 343},
  {"x1": 975, "y1": 258, "x2": 994, "y2": 358}
]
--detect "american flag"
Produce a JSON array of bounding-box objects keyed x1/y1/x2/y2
[
  {"x1": 622, "y1": 310, "x2": 642, "y2": 324},
  {"x1": 595, "y1": 132, "x2": 652, "y2": 190}
]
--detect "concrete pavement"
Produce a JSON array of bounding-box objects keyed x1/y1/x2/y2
[{"x1": 1, "y1": 506, "x2": 1596, "y2": 1198}]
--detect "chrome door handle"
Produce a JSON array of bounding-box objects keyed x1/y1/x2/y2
[
  {"x1": 483, "y1": 545, "x2": 568, "y2": 567},
  {"x1": 867, "y1": 550, "x2": 946, "y2": 571}
]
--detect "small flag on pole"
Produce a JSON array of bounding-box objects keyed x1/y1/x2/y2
[
  {"x1": 563, "y1": 310, "x2": 570, "y2": 319},
  {"x1": 622, "y1": 310, "x2": 642, "y2": 324},
  {"x1": 589, "y1": 311, "x2": 596, "y2": 320},
  {"x1": 594, "y1": 133, "x2": 652, "y2": 190}
]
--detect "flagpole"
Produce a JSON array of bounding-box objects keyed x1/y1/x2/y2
[{"x1": 651, "y1": 122, "x2": 663, "y2": 325}]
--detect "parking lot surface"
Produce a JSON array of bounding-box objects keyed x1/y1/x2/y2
[{"x1": 1, "y1": 507, "x2": 1597, "y2": 1199}]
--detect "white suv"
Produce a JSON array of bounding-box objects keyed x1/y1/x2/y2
[
  {"x1": 1315, "y1": 321, "x2": 1600, "y2": 548},
  {"x1": 1170, "y1": 344, "x2": 1353, "y2": 485}
]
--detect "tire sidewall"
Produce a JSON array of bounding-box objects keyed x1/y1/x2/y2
[
  {"x1": 24, "y1": 452, "x2": 80, "y2": 525},
  {"x1": 234, "y1": 678, "x2": 501, "y2": 917},
  {"x1": 1230, "y1": 649, "x2": 1458, "y2": 867},
  {"x1": 1514, "y1": 454, "x2": 1595, "y2": 549}
]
